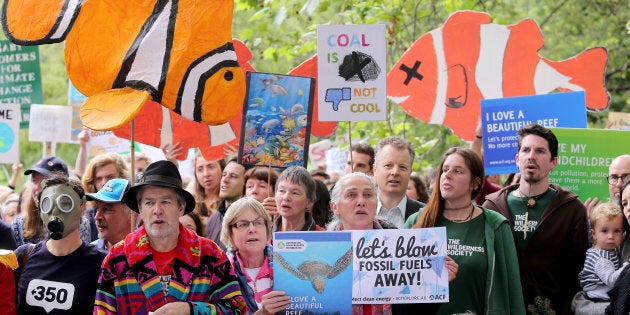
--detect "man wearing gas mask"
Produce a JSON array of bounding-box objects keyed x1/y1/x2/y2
[{"x1": 14, "y1": 175, "x2": 106, "y2": 314}]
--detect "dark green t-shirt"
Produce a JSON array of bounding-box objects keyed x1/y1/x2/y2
[
  {"x1": 436, "y1": 212, "x2": 487, "y2": 315},
  {"x1": 507, "y1": 187, "x2": 555, "y2": 252}
]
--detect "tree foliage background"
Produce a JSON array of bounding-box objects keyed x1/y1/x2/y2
[{"x1": 2, "y1": 0, "x2": 629, "y2": 186}]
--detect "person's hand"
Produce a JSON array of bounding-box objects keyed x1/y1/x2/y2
[
  {"x1": 445, "y1": 255, "x2": 458, "y2": 282},
  {"x1": 262, "y1": 197, "x2": 278, "y2": 218},
  {"x1": 223, "y1": 143, "x2": 238, "y2": 160},
  {"x1": 162, "y1": 143, "x2": 183, "y2": 161},
  {"x1": 11, "y1": 162, "x2": 23, "y2": 173},
  {"x1": 78, "y1": 126, "x2": 90, "y2": 148},
  {"x1": 152, "y1": 301, "x2": 190, "y2": 315},
  {"x1": 584, "y1": 197, "x2": 601, "y2": 217},
  {"x1": 256, "y1": 291, "x2": 290, "y2": 315},
  {"x1": 475, "y1": 118, "x2": 482, "y2": 138}
]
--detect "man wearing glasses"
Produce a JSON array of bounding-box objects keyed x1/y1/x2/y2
[
  {"x1": 608, "y1": 155, "x2": 630, "y2": 204},
  {"x1": 94, "y1": 161, "x2": 246, "y2": 315},
  {"x1": 584, "y1": 155, "x2": 630, "y2": 216}
]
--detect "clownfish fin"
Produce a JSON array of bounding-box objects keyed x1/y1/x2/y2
[
  {"x1": 542, "y1": 47, "x2": 610, "y2": 111},
  {"x1": 80, "y1": 88, "x2": 151, "y2": 131},
  {"x1": 2, "y1": 0, "x2": 81, "y2": 45}
]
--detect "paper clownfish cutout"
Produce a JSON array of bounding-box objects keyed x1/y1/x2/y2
[
  {"x1": 113, "y1": 40, "x2": 256, "y2": 161},
  {"x1": 387, "y1": 10, "x2": 610, "y2": 141},
  {"x1": 2, "y1": 0, "x2": 245, "y2": 130}
]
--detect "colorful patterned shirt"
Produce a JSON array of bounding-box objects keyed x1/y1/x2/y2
[{"x1": 94, "y1": 223, "x2": 246, "y2": 314}]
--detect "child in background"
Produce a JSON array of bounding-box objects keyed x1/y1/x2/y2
[{"x1": 575, "y1": 202, "x2": 629, "y2": 314}]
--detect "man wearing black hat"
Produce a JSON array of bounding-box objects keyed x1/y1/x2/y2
[{"x1": 95, "y1": 161, "x2": 246, "y2": 314}]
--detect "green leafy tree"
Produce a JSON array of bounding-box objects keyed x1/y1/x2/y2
[{"x1": 1, "y1": 0, "x2": 628, "y2": 186}]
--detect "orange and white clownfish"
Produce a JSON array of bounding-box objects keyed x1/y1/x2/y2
[
  {"x1": 2, "y1": 0, "x2": 245, "y2": 130},
  {"x1": 387, "y1": 10, "x2": 609, "y2": 141},
  {"x1": 113, "y1": 39, "x2": 255, "y2": 161}
]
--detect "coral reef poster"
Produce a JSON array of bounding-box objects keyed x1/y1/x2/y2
[
  {"x1": 274, "y1": 231, "x2": 352, "y2": 315},
  {"x1": 238, "y1": 72, "x2": 315, "y2": 169}
]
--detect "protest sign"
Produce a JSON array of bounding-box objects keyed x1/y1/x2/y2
[
  {"x1": 607, "y1": 112, "x2": 630, "y2": 130},
  {"x1": 0, "y1": 40, "x2": 43, "y2": 129},
  {"x1": 85, "y1": 130, "x2": 132, "y2": 158},
  {"x1": 481, "y1": 91, "x2": 587, "y2": 175},
  {"x1": 28, "y1": 104, "x2": 72, "y2": 143},
  {"x1": 351, "y1": 228, "x2": 449, "y2": 304},
  {"x1": 325, "y1": 147, "x2": 347, "y2": 175},
  {"x1": 317, "y1": 24, "x2": 387, "y2": 122},
  {"x1": 68, "y1": 81, "x2": 87, "y2": 142},
  {"x1": 274, "y1": 231, "x2": 353, "y2": 315},
  {"x1": 549, "y1": 128, "x2": 630, "y2": 201},
  {"x1": 238, "y1": 72, "x2": 315, "y2": 169},
  {"x1": 0, "y1": 103, "x2": 20, "y2": 163},
  {"x1": 308, "y1": 139, "x2": 333, "y2": 169},
  {"x1": 274, "y1": 228, "x2": 449, "y2": 308}
]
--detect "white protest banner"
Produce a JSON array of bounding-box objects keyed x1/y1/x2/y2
[
  {"x1": 28, "y1": 104, "x2": 72, "y2": 143},
  {"x1": 317, "y1": 24, "x2": 387, "y2": 121},
  {"x1": 308, "y1": 139, "x2": 333, "y2": 168},
  {"x1": 351, "y1": 228, "x2": 449, "y2": 304},
  {"x1": 85, "y1": 129, "x2": 132, "y2": 158},
  {"x1": 607, "y1": 112, "x2": 630, "y2": 130},
  {"x1": 0, "y1": 103, "x2": 20, "y2": 163},
  {"x1": 325, "y1": 147, "x2": 347, "y2": 175}
]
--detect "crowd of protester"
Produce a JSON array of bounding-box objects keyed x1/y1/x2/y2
[{"x1": 0, "y1": 123, "x2": 628, "y2": 314}]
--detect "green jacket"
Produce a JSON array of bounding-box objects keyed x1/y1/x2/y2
[{"x1": 404, "y1": 207, "x2": 525, "y2": 315}]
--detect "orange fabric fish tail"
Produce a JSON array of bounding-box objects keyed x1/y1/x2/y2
[
  {"x1": 2, "y1": 0, "x2": 80, "y2": 44},
  {"x1": 545, "y1": 47, "x2": 610, "y2": 111}
]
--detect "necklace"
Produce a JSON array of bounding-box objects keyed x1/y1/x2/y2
[
  {"x1": 448, "y1": 204, "x2": 475, "y2": 222},
  {"x1": 516, "y1": 186, "x2": 548, "y2": 239},
  {"x1": 445, "y1": 203, "x2": 473, "y2": 211}
]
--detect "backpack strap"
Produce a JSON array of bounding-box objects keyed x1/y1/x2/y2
[{"x1": 16, "y1": 243, "x2": 35, "y2": 276}]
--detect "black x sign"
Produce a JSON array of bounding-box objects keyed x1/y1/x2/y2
[{"x1": 399, "y1": 61, "x2": 423, "y2": 85}]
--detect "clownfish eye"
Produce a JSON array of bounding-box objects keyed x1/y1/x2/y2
[
  {"x1": 57, "y1": 195, "x2": 75, "y2": 213},
  {"x1": 224, "y1": 71, "x2": 233, "y2": 81},
  {"x1": 40, "y1": 196, "x2": 53, "y2": 214}
]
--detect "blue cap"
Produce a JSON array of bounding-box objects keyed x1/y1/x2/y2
[{"x1": 86, "y1": 178, "x2": 129, "y2": 203}]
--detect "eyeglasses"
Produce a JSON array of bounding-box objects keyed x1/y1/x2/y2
[
  {"x1": 607, "y1": 174, "x2": 630, "y2": 185},
  {"x1": 230, "y1": 218, "x2": 266, "y2": 230}
]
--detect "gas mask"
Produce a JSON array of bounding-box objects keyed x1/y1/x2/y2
[{"x1": 39, "y1": 183, "x2": 84, "y2": 240}]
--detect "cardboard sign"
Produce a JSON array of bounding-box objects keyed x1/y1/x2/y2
[
  {"x1": 274, "y1": 229, "x2": 449, "y2": 306},
  {"x1": 0, "y1": 40, "x2": 43, "y2": 129},
  {"x1": 28, "y1": 104, "x2": 72, "y2": 143},
  {"x1": 85, "y1": 130, "x2": 132, "y2": 158},
  {"x1": 274, "y1": 231, "x2": 353, "y2": 314},
  {"x1": 238, "y1": 72, "x2": 315, "y2": 169},
  {"x1": 607, "y1": 112, "x2": 630, "y2": 130},
  {"x1": 549, "y1": 128, "x2": 630, "y2": 201},
  {"x1": 325, "y1": 147, "x2": 347, "y2": 175},
  {"x1": 0, "y1": 103, "x2": 20, "y2": 163},
  {"x1": 318, "y1": 24, "x2": 387, "y2": 122},
  {"x1": 481, "y1": 92, "x2": 587, "y2": 175},
  {"x1": 308, "y1": 139, "x2": 333, "y2": 168},
  {"x1": 351, "y1": 228, "x2": 449, "y2": 304}
]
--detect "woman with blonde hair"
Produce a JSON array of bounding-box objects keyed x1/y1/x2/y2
[
  {"x1": 221, "y1": 197, "x2": 290, "y2": 314},
  {"x1": 186, "y1": 151, "x2": 226, "y2": 225}
]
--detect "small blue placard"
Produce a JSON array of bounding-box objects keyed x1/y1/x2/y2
[{"x1": 481, "y1": 91, "x2": 587, "y2": 175}]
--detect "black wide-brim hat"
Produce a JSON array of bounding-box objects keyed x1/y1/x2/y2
[{"x1": 122, "y1": 160, "x2": 195, "y2": 214}]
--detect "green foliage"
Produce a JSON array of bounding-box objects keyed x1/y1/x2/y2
[{"x1": 1, "y1": 0, "x2": 629, "y2": 186}]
